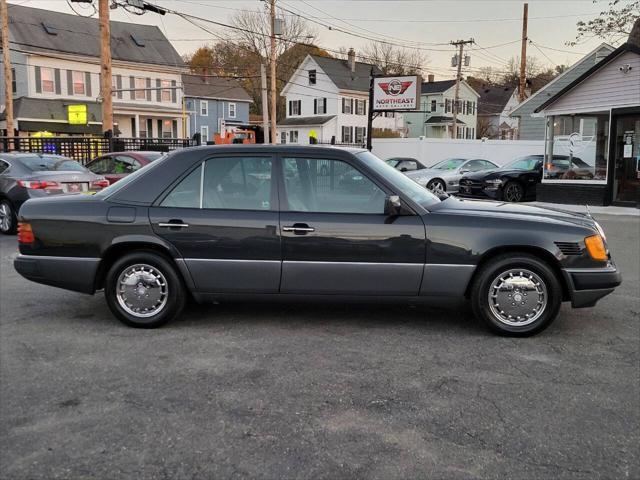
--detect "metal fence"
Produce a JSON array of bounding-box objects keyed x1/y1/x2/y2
[{"x1": 0, "y1": 136, "x2": 198, "y2": 165}]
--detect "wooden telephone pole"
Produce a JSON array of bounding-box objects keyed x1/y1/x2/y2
[
  {"x1": 450, "y1": 39, "x2": 473, "y2": 139},
  {"x1": 1, "y1": 0, "x2": 14, "y2": 144},
  {"x1": 98, "y1": 0, "x2": 113, "y2": 134},
  {"x1": 519, "y1": 3, "x2": 529, "y2": 102},
  {"x1": 269, "y1": 0, "x2": 277, "y2": 144}
]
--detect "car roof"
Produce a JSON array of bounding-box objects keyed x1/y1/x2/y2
[
  {"x1": 108, "y1": 151, "x2": 164, "y2": 155},
  {"x1": 173, "y1": 144, "x2": 368, "y2": 155}
]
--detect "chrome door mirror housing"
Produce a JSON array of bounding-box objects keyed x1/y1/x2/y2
[{"x1": 384, "y1": 195, "x2": 402, "y2": 216}]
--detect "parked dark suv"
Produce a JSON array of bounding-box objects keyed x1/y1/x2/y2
[{"x1": 14, "y1": 146, "x2": 620, "y2": 336}]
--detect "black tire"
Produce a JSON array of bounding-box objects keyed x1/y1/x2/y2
[
  {"x1": 470, "y1": 253, "x2": 562, "y2": 336},
  {"x1": 502, "y1": 181, "x2": 524, "y2": 202},
  {"x1": 426, "y1": 179, "x2": 446, "y2": 195},
  {"x1": 0, "y1": 199, "x2": 17, "y2": 235},
  {"x1": 104, "y1": 251, "x2": 186, "y2": 328}
]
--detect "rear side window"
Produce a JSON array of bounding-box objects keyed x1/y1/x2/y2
[
  {"x1": 160, "y1": 164, "x2": 202, "y2": 208},
  {"x1": 0, "y1": 160, "x2": 9, "y2": 174},
  {"x1": 19, "y1": 156, "x2": 86, "y2": 172},
  {"x1": 203, "y1": 157, "x2": 272, "y2": 210}
]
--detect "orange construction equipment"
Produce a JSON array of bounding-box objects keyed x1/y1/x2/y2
[{"x1": 214, "y1": 129, "x2": 256, "y2": 145}]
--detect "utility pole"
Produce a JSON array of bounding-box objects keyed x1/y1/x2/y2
[
  {"x1": 269, "y1": 0, "x2": 277, "y2": 144},
  {"x1": 98, "y1": 0, "x2": 113, "y2": 135},
  {"x1": 260, "y1": 63, "x2": 270, "y2": 144},
  {"x1": 1, "y1": 0, "x2": 14, "y2": 145},
  {"x1": 450, "y1": 39, "x2": 473, "y2": 139},
  {"x1": 519, "y1": 2, "x2": 529, "y2": 102}
]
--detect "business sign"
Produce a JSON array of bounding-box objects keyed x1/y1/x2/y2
[
  {"x1": 67, "y1": 104, "x2": 87, "y2": 125},
  {"x1": 372, "y1": 75, "x2": 420, "y2": 111}
]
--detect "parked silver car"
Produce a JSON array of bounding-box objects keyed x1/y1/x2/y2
[{"x1": 404, "y1": 158, "x2": 499, "y2": 194}]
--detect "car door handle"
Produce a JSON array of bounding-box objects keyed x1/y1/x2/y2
[
  {"x1": 282, "y1": 224, "x2": 315, "y2": 234},
  {"x1": 158, "y1": 221, "x2": 189, "y2": 228}
]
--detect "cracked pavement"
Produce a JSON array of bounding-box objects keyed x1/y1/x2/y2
[{"x1": 1, "y1": 214, "x2": 638, "y2": 479}]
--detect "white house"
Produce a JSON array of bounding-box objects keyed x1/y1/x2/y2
[
  {"x1": 404, "y1": 76, "x2": 479, "y2": 139},
  {"x1": 476, "y1": 85, "x2": 520, "y2": 139},
  {"x1": 0, "y1": 5, "x2": 186, "y2": 138},
  {"x1": 278, "y1": 50, "x2": 405, "y2": 145}
]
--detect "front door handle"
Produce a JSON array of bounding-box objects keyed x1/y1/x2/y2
[
  {"x1": 158, "y1": 220, "x2": 189, "y2": 229},
  {"x1": 282, "y1": 223, "x2": 315, "y2": 234}
]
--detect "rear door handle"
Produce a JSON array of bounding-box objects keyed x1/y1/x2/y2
[
  {"x1": 158, "y1": 220, "x2": 189, "y2": 228},
  {"x1": 282, "y1": 223, "x2": 315, "y2": 234}
]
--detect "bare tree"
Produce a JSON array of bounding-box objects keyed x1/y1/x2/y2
[
  {"x1": 360, "y1": 41, "x2": 427, "y2": 75},
  {"x1": 572, "y1": 0, "x2": 639, "y2": 45}
]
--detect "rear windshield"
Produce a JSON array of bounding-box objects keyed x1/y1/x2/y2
[
  {"x1": 19, "y1": 155, "x2": 87, "y2": 172},
  {"x1": 95, "y1": 152, "x2": 171, "y2": 198}
]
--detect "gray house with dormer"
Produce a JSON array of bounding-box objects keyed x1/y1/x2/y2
[{"x1": 509, "y1": 43, "x2": 615, "y2": 140}]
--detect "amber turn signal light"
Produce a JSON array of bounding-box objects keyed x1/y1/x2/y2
[
  {"x1": 17, "y1": 222, "x2": 35, "y2": 244},
  {"x1": 585, "y1": 234, "x2": 607, "y2": 261}
]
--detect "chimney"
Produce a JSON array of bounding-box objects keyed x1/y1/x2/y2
[
  {"x1": 427, "y1": 74, "x2": 435, "y2": 83},
  {"x1": 628, "y1": 17, "x2": 640, "y2": 48},
  {"x1": 347, "y1": 48, "x2": 356, "y2": 73}
]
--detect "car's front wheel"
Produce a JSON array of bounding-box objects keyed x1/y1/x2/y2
[
  {"x1": 427, "y1": 179, "x2": 446, "y2": 195},
  {"x1": 104, "y1": 251, "x2": 186, "y2": 328},
  {"x1": 502, "y1": 181, "x2": 524, "y2": 202},
  {"x1": 0, "y1": 199, "x2": 17, "y2": 235},
  {"x1": 470, "y1": 253, "x2": 562, "y2": 336}
]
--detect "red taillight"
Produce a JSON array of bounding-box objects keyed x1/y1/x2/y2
[
  {"x1": 17, "y1": 222, "x2": 35, "y2": 244},
  {"x1": 18, "y1": 180, "x2": 61, "y2": 189},
  {"x1": 91, "y1": 179, "x2": 110, "y2": 189}
]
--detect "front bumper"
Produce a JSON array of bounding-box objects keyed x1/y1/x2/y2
[
  {"x1": 562, "y1": 264, "x2": 622, "y2": 308},
  {"x1": 14, "y1": 254, "x2": 99, "y2": 294},
  {"x1": 457, "y1": 184, "x2": 501, "y2": 199}
]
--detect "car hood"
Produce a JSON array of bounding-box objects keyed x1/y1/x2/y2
[
  {"x1": 405, "y1": 168, "x2": 445, "y2": 179},
  {"x1": 461, "y1": 168, "x2": 525, "y2": 180},
  {"x1": 430, "y1": 196, "x2": 597, "y2": 229}
]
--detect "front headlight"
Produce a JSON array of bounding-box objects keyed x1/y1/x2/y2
[
  {"x1": 484, "y1": 179, "x2": 503, "y2": 186},
  {"x1": 411, "y1": 177, "x2": 428, "y2": 185}
]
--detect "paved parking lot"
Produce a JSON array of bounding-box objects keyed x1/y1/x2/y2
[{"x1": 0, "y1": 214, "x2": 638, "y2": 480}]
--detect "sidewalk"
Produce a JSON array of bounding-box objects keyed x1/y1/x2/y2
[{"x1": 531, "y1": 202, "x2": 639, "y2": 217}]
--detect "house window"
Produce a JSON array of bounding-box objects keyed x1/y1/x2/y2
[
  {"x1": 281, "y1": 131, "x2": 287, "y2": 144},
  {"x1": 161, "y1": 80, "x2": 172, "y2": 102},
  {"x1": 200, "y1": 100, "x2": 208, "y2": 116},
  {"x1": 355, "y1": 99, "x2": 366, "y2": 115},
  {"x1": 341, "y1": 126, "x2": 353, "y2": 143},
  {"x1": 431, "y1": 99, "x2": 436, "y2": 112},
  {"x1": 200, "y1": 125, "x2": 209, "y2": 142},
  {"x1": 289, "y1": 130, "x2": 298, "y2": 143},
  {"x1": 41, "y1": 67, "x2": 55, "y2": 93},
  {"x1": 445, "y1": 99, "x2": 451, "y2": 114},
  {"x1": 163, "y1": 120, "x2": 172, "y2": 138},
  {"x1": 228, "y1": 102, "x2": 236, "y2": 118},
  {"x1": 342, "y1": 98, "x2": 353, "y2": 114},
  {"x1": 139, "y1": 121, "x2": 148, "y2": 138},
  {"x1": 456, "y1": 127, "x2": 464, "y2": 139},
  {"x1": 309, "y1": 69, "x2": 316, "y2": 85},
  {"x1": 289, "y1": 100, "x2": 301, "y2": 116},
  {"x1": 314, "y1": 97, "x2": 327, "y2": 115},
  {"x1": 355, "y1": 126, "x2": 366, "y2": 144},
  {"x1": 135, "y1": 77, "x2": 146, "y2": 100},
  {"x1": 72, "y1": 71, "x2": 86, "y2": 95}
]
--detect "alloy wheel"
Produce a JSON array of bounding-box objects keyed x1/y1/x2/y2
[
  {"x1": 488, "y1": 268, "x2": 547, "y2": 326},
  {"x1": 0, "y1": 202, "x2": 12, "y2": 233},
  {"x1": 503, "y1": 183, "x2": 523, "y2": 202},
  {"x1": 427, "y1": 180, "x2": 445, "y2": 195},
  {"x1": 116, "y1": 263, "x2": 169, "y2": 318}
]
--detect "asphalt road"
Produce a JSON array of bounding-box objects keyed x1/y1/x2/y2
[{"x1": 1, "y1": 214, "x2": 638, "y2": 480}]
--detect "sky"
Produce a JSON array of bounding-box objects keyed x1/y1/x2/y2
[{"x1": 9, "y1": 0, "x2": 627, "y2": 80}]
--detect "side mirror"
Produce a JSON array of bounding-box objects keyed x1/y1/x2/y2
[
  {"x1": 384, "y1": 195, "x2": 402, "y2": 216},
  {"x1": 459, "y1": 168, "x2": 470, "y2": 174},
  {"x1": 400, "y1": 167, "x2": 408, "y2": 172}
]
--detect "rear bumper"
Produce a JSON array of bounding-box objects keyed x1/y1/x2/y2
[
  {"x1": 14, "y1": 254, "x2": 99, "y2": 294},
  {"x1": 562, "y1": 264, "x2": 622, "y2": 308}
]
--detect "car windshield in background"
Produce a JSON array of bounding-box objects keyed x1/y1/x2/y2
[
  {"x1": 385, "y1": 159, "x2": 401, "y2": 168},
  {"x1": 357, "y1": 151, "x2": 440, "y2": 208},
  {"x1": 94, "y1": 153, "x2": 170, "y2": 198},
  {"x1": 505, "y1": 157, "x2": 540, "y2": 171},
  {"x1": 19, "y1": 156, "x2": 86, "y2": 172},
  {"x1": 432, "y1": 158, "x2": 465, "y2": 170}
]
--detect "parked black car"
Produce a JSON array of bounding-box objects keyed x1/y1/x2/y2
[
  {"x1": 458, "y1": 154, "x2": 582, "y2": 202},
  {"x1": 14, "y1": 146, "x2": 620, "y2": 336},
  {"x1": 0, "y1": 153, "x2": 108, "y2": 234}
]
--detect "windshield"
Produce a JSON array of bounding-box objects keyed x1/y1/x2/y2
[
  {"x1": 94, "y1": 153, "x2": 171, "y2": 198},
  {"x1": 504, "y1": 156, "x2": 541, "y2": 171},
  {"x1": 357, "y1": 151, "x2": 440, "y2": 209},
  {"x1": 19, "y1": 155, "x2": 87, "y2": 172},
  {"x1": 431, "y1": 158, "x2": 466, "y2": 170},
  {"x1": 385, "y1": 159, "x2": 401, "y2": 167}
]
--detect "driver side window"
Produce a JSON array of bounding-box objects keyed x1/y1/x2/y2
[
  {"x1": 465, "y1": 160, "x2": 487, "y2": 172},
  {"x1": 283, "y1": 157, "x2": 385, "y2": 214}
]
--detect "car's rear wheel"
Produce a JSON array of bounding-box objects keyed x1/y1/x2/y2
[
  {"x1": 427, "y1": 179, "x2": 446, "y2": 195},
  {"x1": 0, "y1": 199, "x2": 17, "y2": 235},
  {"x1": 470, "y1": 253, "x2": 562, "y2": 336},
  {"x1": 104, "y1": 251, "x2": 186, "y2": 328},
  {"x1": 502, "y1": 181, "x2": 524, "y2": 202}
]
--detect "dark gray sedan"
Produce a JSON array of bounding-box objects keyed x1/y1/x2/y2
[{"x1": 0, "y1": 153, "x2": 108, "y2": 234}]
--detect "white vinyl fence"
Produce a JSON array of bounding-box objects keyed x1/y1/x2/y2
[{"x1": 372, "y1": 137, "x2": 545, "y2": 167}]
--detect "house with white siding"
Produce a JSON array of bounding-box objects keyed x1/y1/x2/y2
[
  {"x1": 279, "y1": 50, "x2": 405, "y2": 145},
  {"x1": 0, "y1": 5, "x2": 186, "y2": 138}
]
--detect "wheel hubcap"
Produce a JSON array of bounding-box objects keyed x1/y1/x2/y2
[
  {"x1": 0, "y1": 204, "x2": 11, "y2": 232},
  {"x1": 488, "y1": 268, "x2": 547, "y2": 326},
  {"x1": 428, "y1": 181, "x2": 445, "y2": 195},
  {"x1": 116, "y1": 264, "x2": 168, "y2": 318},
  {"x1": 504, "y1": 184, "x2": 522, "y2": 202}
]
